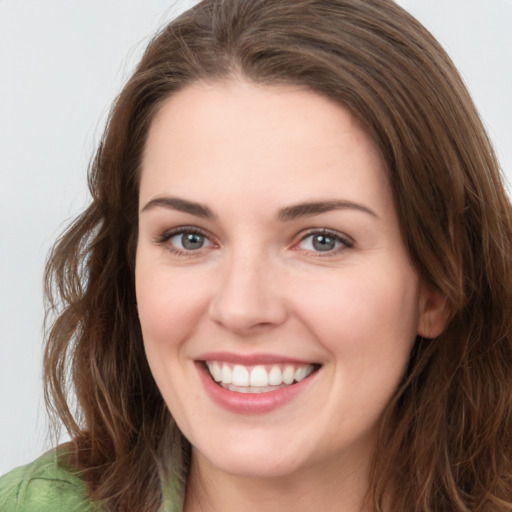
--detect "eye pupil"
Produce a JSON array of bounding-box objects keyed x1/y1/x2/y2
[
  {"x1": 182, "y1": 233, "x2": 204, "y2": 250},
  {"x1": 312, "y1": 234, "x2": 336, "y2": 252}
]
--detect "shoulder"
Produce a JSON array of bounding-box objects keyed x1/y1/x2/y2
[{"x1": 0, "y1": 450, "x2": 99, "y2": 511}]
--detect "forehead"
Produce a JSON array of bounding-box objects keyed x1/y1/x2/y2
[
  {"x1": 140, "y1": 80, "x2": 390, "y2": 212},
  {"x1": 146, "y1": 80, "x2": 369, "y2": 155}
]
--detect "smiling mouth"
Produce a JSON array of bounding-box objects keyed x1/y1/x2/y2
[{"x1": 203, "y1": 361, "x2": 321, "y2": 394}]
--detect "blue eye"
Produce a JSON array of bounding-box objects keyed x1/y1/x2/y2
[
  {"x1": 156, "y1": 227, "x2": 213, "y2": 253},
  {"x1": 171, "y1": 232, "x2": 208, "y2": 251},
  {"x1": 298, "y1": 230, "x2": 352, "y2": 253}
]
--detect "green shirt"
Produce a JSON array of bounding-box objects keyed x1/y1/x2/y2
[
  {"x1": 0, "y1": 451, "x2": 97, "y2": 511},
  {"x1": 0, "y1": 451, "x2": 183, "y2": 511}
]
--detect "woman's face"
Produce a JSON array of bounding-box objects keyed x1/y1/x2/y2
[{"x1": 136, "y1": 81, "x2": 442, "y2": 481}]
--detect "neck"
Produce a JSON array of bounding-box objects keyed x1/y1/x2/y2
[{"x1": 183, "y1": 448, "x2": 374, "y2": 512}]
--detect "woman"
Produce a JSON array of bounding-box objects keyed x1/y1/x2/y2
[{"x1": 2, "y1": 0, "x2": 511, "y2": 510}]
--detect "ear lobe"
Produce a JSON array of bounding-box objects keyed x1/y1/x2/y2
[{"x1": 417, "y1": 286, "x2": 451, "y2": 339}]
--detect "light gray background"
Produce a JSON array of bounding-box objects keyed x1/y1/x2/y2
[{"x1": 1, "y1": 0, "x2": 511, "y2": 475}]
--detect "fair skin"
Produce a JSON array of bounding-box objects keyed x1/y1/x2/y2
[{"x1": 136, "y1": 80, "x2": 447, "y2": 512}]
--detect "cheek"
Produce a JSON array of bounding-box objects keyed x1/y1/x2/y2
[
  {"x1": 135, "y1": 263, "x2": 211, "y2": 351},
  {"x1": 135, "y1": 263, "x2": 209, "y2": 422},
  {"x1": 294, "y1": 264, "x2": 420, "y2": 360}
]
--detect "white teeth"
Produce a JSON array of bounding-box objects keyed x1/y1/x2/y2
[
  {"x1": 211, "y1": 362, "x2": 222, "y2": 382},
  {"x1": 268, "y1": 365, "x2": 282, "y2": 386},
  {"x1": 226, "y1": 384, "x2": 283, "y2": 393},
  {"x1": 294, "y1": 366, "x2": 307, "y2": 382},
  {"x1": 250, "y1": 365, "x2": 269, "y2": 387},
  {"x1": 221, "y1": 365, "x2": 232, "y2": 384},
  {"x1": 232, "y1": 365, "x2": 250, "y2": 386},
  {"x1": 282, "y1": 365, "x2": 295, "y2": 385},
  {"x1": 295, "y1": 365, "x2": 314, "y2": 382},
  {"x1": 206, "y1": 361, "x2": 317, "y2": 392}
]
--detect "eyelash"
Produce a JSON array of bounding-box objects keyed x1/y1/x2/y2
[
  {"x1": 153, "y1": 226, "x2": 354, "y2": 257},
  {"x1": 153, "y1": 226, "x2": 214, "y2": 256},
  {"x1": 295, "y1": 228, "x2": 354, "y2": 256}
]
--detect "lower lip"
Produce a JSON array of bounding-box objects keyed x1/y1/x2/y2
[{"x1": 197, "y1": 363, "x2": 317, "y2": 414}]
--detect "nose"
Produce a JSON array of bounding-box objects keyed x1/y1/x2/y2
[{"x1": 208, "y1": 250, "x2": 289, "y2": 335}]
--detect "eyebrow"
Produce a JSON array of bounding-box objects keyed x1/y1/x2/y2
[
  {"x1": 141, "y1": 196, "x2": 377, "y2": 221},
  {"x1": 141, "y1": 196, "x2": 215, "y2": 218},
  {"x1": 278, "y1": 200, "x2": 378, "y2": 221}
]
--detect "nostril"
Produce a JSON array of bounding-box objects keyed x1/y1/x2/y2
[
  {"x1": 207, "y1": 261, "x2": 288, "y2": 332},
  {"x1": 208, "y1": 298, "x2": 288, "y2": 334}
]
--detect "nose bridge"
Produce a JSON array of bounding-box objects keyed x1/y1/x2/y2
[{"x1": 208, "y1": 243, "x2": 288, "y2": 333}]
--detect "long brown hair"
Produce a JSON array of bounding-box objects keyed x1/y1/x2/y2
[{"x1": 44, "y1": 0, "x2": 512, "y2": 510}]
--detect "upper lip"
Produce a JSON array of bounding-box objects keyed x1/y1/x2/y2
[{"x1": 196, "y1": 351, "x2": 319, "y2": 366}]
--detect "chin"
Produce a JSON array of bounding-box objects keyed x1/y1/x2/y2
[{"x1": 192, "y1": 433, "x2": 311, "y2": 479}]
